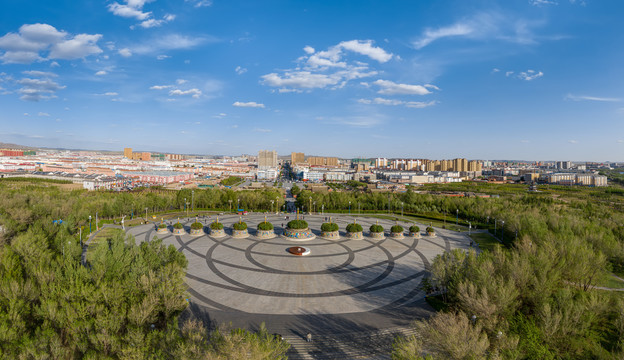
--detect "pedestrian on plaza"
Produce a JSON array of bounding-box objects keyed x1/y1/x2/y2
[{"x1": 306, "y1": 333, "x2": 312, "y2": 342}]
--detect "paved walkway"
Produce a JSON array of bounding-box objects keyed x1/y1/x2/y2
[{"x1": 124, "y1": 213, "x2": 471, "y2": 358}]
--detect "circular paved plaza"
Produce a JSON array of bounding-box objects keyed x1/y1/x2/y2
[{"x1": 127, "y1": 214, "x2": 471, "y2": 335}]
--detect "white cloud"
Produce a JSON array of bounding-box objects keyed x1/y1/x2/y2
[
  {"x1": 568, "y1": 139, "x2": 578, "y2": 144},
  {"x1": 156, "y1": 54, "x2": 170, "y2": 60},
  {"x1": 373, "y1": 79, "x2": 432, "y2": 95},
  {"x1": 49, "y1": 61, "x2": 59, "y2": 67},
  {"x1": 253, "y1": 128, "x2": 271, "y2": 132},
  {"x1": 412, "y1": 11, "x2": 544, "y2": 50},
  {"x1": 338, "y1": 40, "x2": 393, "y2": 63},
  {"x1": 107, "y1": 2, "x2": 151, "y2": 20},
  {"x1": 517, "y1": 70, "x2": 543, "y2": 81},
  {"x1": 38, "y1": 112, "x2": 50, "y2": 116},
  {"x1": 261, "y1": 40, "x2": 390, "y2": 91},
  {"x1": 176, "y1": 79, "x2": 188, "y2": 85},
  {"x1": 139, "y1": 14, "x2": 176, "y2": 28},
  {"x1": 17, "y1": 74, "x2": 65, "y2": 101},
  {"x1": 118, "y1": 48, "x2": 132, "y2": 57},
  {"x1": 0, "y1": 23, "x2": 102, "y2": 64},
  {"x1": 169, "y1": 88, "x2": 202, "y2": 98},
  {"x1": 23, "y1": 70, "x2": 57, "y2": 77},
  {"x1": 530, "y1": 0, "x2": 557, "y2": 6},
  {"x1": 186, "y1": 0, "x2": 212, "y2": 7},
  {"x1": 95, "y1": 70, "x2": 107, "y2": 76},
  {"x1": 617, "y1": 140, "x2": 624, "y2": 144},
  {"x1": 565, "y1": 94, "x2": 621, "y2": 102},
  {"x1": 413, "y1": 23, "x2": 474, "y2": 49},
  {"x1": 233, "y1": 101, "x2": 265, "y2": 108},
  {"x1": 358, "y1": 97, "x2": 437, "y2": 108},
  {"x1": 150, "y1": 85, "x2": 172, "y2": 90},
  {"x1": 505, "y1": 71, "x2": 514, "y2": 77},
  {"x1": 103, "y1": 92, "x2": 118, "y2": 96},
  {"x1": 132, "y1": 34, "x2": 211, "y2": 55},
  {"x1": 492, "y1": 68, "x2": 500, "y2": 73},
  {"x1": 235, "y1": 66, "x2": 247, "y2": 75}
]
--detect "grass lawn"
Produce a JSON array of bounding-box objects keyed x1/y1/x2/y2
[
  {"x1": 86, "y1": 227, "x2": 125, "y2": 262},
  {"x1": 469, "y1": 232, "x2": 503, "y2": 251},
  {"x1": 596, "y1": 274, "x2": 624, "y2": 289}
]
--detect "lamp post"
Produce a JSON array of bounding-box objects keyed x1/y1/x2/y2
[
  {"x1": 468, "y1": 221, "x2": 472, "y2": 235},
  {"x1": 348, "y1": 201, "x2": 351, "y2": 215},
  {"x1": 184, "y1": 198, "x2": 186, "y2": 214},
  {"x1": 276, "y1": 196, "x2": 279, "y2": 214},
  {"x1": 96, "y1": 212, "x2": 98, "y2": 231},
  {"x1": 401, "y1": 202, "x2": 404, "y2": 217},
  {"x1": 501, "y1": 220, "x2": 505, "y2": 243},
  {"x1": 228, "y1": 199, "x2": 232, "y2": 213},
  {"x1": 321, "y1": 204, "x2": 324, "y2": 215},
  {"x1": 191, "y1": 190, "x2": 195, "y2": 212},
  {"x1": 358, "y1": 202, "x2": 360, "y2": 214},
  {"x1": 145, "y1": 207, "x2": 148, "y2": 222},
  {"x1": 237, "y1": 198, "x2": 240, "y2": 212},
  {"x1": 456, "y1": 209, "x2": 459, "y2": 225},
  {"x1": 309, "y1": 197, "x2": 312, "y2": 215},
  {"x1": 89, "y1": 215, "x2": 92, "y2": 234},
  {"x1": 314, "y1": 201, "x2": 316, "y2": 214},
  {"x1": 494, "y1": 219, "x2": 497, "y2": 236},
  {"x1": 271, "y1": 200, "x2": 274, "y2": 214}
]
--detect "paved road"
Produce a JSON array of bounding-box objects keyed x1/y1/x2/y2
[{"x1": 123, "y1": 213, "x2": 472, "y2": 359}]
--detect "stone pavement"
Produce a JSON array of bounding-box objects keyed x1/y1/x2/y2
[{"x1": 126, "y1": 213, "x2": 471, "y2": 358}]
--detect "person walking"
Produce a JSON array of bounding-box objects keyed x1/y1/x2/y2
[{"x1": 306, "y1": 333, "x2": 312, "y2": 342}]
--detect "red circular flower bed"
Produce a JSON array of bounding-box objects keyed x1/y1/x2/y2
[{"x1": 288, "y1": 246, "x2": 310, "y2": 256}]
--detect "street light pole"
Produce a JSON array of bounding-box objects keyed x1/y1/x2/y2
[
  {"x1": 401, "y1": 202, "x2": 404, "y2": 217},
  {"x1": 348, "y1": 201, "x2": 351, "y2": 215},
  {"x1": 89, "y1": 215, "x2": 92, "y2": 234},
  {"x1": 228, "y1": 199, "x2": 232, "y2": 213},
  {"x1": 322, "y1": 204, "x2": 324, "y2": 215},
  {"x1": 501, "y1": 221, "x2": 505, "y2": 243},
  {"x1": 456, "y1": 209, "x2": 459, "y2": 225},
  {"x1": 309, "y1": 197, "x2": 312, "y2": 215},
  {"x1": 145, "y1": 207, "x2": 148, "y2": 222},
  {"x1": 192, "y1": 190, "x2": 195, "y2": 212}
]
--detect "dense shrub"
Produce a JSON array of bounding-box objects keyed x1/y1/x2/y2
[
  {"x1": 158, "y1": 223, "x2": 167, "y2": 229},
  {"x1": 232, "y1": 222, "x2": 248, "y2": 230},
  {"x1": 391, "y1": 225, "x2": 404, "y2": 233},
  {"x1": 257, "y1": 221, "x2": 274, "y2": 230},
  {"x1": 173, "y1": 222, "x2": 184, "y2": 229},
  {"x1": 321, "y1": 222, "x2": 339, "y2": 232},
  {"x1": 370, "y1": 224, "x2": 384, "y2": 233},
  {"x1": 426, "y1": 226, "x2": 435, "y2": 233},
  {"x1": 409, "y1": 225, "x2": 420, "y2": 233},
  {"x1": 346, "y1": 223, "x2": 363, "y2": 232},
  {"x1": 190, "y1": 222, "x2": 203, "y2": 230},
  {"x1": 210, "y1": 222, "x2": 224, "y2": 230},
  {"x1": 287, "y1": 220, "x2": 308, "y2": 229}
]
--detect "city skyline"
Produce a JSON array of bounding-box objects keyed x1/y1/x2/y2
[{"x1": 1, "y1": 1, "x2": 623, "y2": 161}]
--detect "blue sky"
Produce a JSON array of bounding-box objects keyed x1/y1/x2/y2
[{"x1": 0, "y1": 0, "x2": 623, "y2": 161}]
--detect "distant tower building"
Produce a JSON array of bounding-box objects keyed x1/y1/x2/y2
[
  {"x1": 141, "y1": 152, "x2": 151, "y2": 161},
  {"x1": 291, "y1": 152, "x2": 305, "y2": 164},
  {"x1": 258, "y1": 150, "x2": 278, "y2": 168},
  {"x1": 375, "y1": 158, "x2": 388, "y2": 168},
  {"x1": 556, "y1": 161, "x2": 571, "y2": 170},
  {"x1": 124, "y1": 147, "x2": 133, "y2": 159}
]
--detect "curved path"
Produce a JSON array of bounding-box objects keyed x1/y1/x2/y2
[{"x1": 126, "y1": 213, "x2": 472, "y2": 359}]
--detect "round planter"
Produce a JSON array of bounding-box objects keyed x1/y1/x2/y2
[
  {"x1": 409, "y1": 231, "x2": 421, "y2": 238},
  {"x1": 346, "y1": 231, "x2": 363, "y2": 240},
  {"x1": 190, "y1": 228, "x2": 204, "y2": 236},
  {"x1": 369, "y1": 231, "x2": 385, "y2": 240},
  {"x1": 321, "y1": 230, "x2": 340, "y2": 240},
  {"x1": 390, "y1": 232, "x2": 405, "y2": 239},
  {"x1": 283, "y1": 227, "x2": 316, "y2": 241},
  {"x1": 156, "y1": 227, "x2": 169, "y2": 234},
  {"x1": 173, "y1": 227, "x2": 186, "y2": 235},
  {"x1": 231, "y1": 229, "x2": 249, "y2": 239},
  {"x1": 256, "y1": 229, "x2": 276, "y2": 239},
  {"x1": 427, "y1": 232, "x2": 436, "y2": 237},
  {"x1": 210, "y1": 228, "x2": 226, "y2": 238}
]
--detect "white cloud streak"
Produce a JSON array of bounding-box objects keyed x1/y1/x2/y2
[
  {"x1": 565, "y1": 94, "x2": 621, "y2": 102},
  {"x1": 233, "y1": 101, "x2": 265, "y2": 108}
]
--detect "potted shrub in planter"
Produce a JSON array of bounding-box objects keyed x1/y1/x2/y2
[
  {"x1": 346, "y1": 222, "x2": 363, "y2": 239},
  {"x1": 172, "y1": 221, "x2": 185, "y2": 235},
  {"x1": 190, "y1": 221, "x2": 203, "y2": 236},
  {"x1": 284, "y1": 219, "x2": 314, "y2": 240},
  {"x1": 256, "y1": 219, "x2": 275, "y2": 239},
  {"x1": 210, "y1": 219, "x2": 225, "y2": 237},
  {"x1": 390, "y1": 224, "x2": 404, "y2": 238},
  {"x1": 369, "y1": 223, "x2": 385, "y2": 239},
  {"x1": 232, "y1": 218, "x2": 249, "y2": 238},
  {"x1": 157, "y1": 222, "x2": 168, "y2": 234},
  {"x1": 426, "y1": 226, "x2": 435, "y2": 236},
  {"x1": 321, "y1": 221, "x2": 340, "y2": 239},
  {"x1": 409, "y1": 225, "x2": 421, "y2": 238}
]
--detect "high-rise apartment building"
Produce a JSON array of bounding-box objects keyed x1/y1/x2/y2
[
  {"x1": 141, "y1": 152, "x2": 151, "y2": 161},
  {"x1": 258, "y1": 150, "x2": 278, "y2": 168},
  {"x1": 308, "y1": 156, "x2": 338, "y2": 166},
  {"x1": 291, "y1": 152, "x2": 305, "y2": 164},
  {"x1": 375, "y1": 158, "x2": 388, "y2": 168},
  {"x1": 124, "y1": 148, "x2": 133, "y2": 159}
]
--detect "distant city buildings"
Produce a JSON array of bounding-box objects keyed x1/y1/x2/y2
[
  {"x1": 291, "y1": 152, "x2": 305, "y2": 164},
  {"x1": 374, "y1": 157, "x2": 482, "y2": 173},
  {"x1": 307, "y1": 156, "x2": 338, "y2": 166}
]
